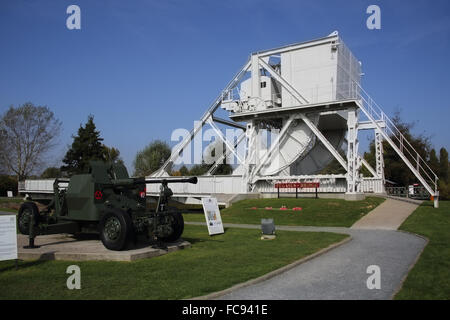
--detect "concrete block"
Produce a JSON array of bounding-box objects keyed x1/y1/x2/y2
[
  {"x1": 344, "y1": 193, "x2": 366, "y2": 201},
  {"x1": 17, "y1": 234, "x2": 190, "y2": 262}
]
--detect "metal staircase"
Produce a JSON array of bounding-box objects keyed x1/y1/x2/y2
[{"x1": 351, "y1": 81, "x2": 438, "y2": 198}]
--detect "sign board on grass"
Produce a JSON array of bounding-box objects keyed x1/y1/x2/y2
[
  {"x1": 201, "y1": 197, "x2": 224, "y2": 235},
  {"x1": 7, "y1": 191, "x2": 13, "y2": 198},
  {"x1": 0, "y1": 215, "x2": 18, "y2": 261}
]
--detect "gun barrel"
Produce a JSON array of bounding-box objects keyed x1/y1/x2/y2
[{"x1": 145, "y1": 177, "x2": 198, "y2": 184}]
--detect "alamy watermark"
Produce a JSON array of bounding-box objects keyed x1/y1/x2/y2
[
  {"x1": 366, "y1": 5, "x2": 381, "y2": 30},
  {"x1": 66, "y1": 265, "x2": 81, "y2": 290},
  {"x1": 66, "y1": 5, "x2": 81, "y2": 30},
  {"x1": 366, "y1": 265, "x2": 381, "y2": 290},
  {"x1": 170, "y1": 122, "x2": 281, "y2": 167}
]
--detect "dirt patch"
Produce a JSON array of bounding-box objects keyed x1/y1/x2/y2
[{"x1": 327, "y1": 202, "x2": 341, "y2": 207}]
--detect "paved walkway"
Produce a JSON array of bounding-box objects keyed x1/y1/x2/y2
[
  {"x1": 351, "y1": 198, "x2": 420, "y2": 230},
  {"x1": 206, "y1": 199, "x2": 423, "y2": 299},
  {"x1": 186, "y1": 222, "x2": 426, "y2": 300}
]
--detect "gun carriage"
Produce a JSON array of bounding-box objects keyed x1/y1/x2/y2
[{"x1": 18, "y1": 161, "x2": 197, "y2": 251}]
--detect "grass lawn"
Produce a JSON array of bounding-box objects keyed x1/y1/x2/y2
[
  {"x1": 183, "y1": 197, "x2": 385, "y2": 227},
  {"x1": 394, "y1": 200, "x2": 450, "y2": 300},
  {"x1": 0, "y1": 224, "x2": 347, "y2": 300},
  {"x1": 0, "y1": 197, "x2": 23, "y2": 203},
  {"x1": 0, "y1": 197, "x2": 24, "y2": 213},
  {"x1": 1, "y1": 197, "x2": 385, "y2": 227},
  {"x1": 0, "y1": 208, "x2": 17, "y2": 213}
]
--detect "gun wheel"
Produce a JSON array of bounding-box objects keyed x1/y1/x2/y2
[
  {"x1": 158, "y1": 210, "x2": 184, "y2": 243},
  {"x1": 18, "y1": 202, "x2": 40, "y2": 235},
  {"x1": 100, "y1": 209, "x2": 133, "y2": 251}
]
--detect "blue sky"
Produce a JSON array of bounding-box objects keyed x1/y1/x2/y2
[{"x1": 1, "y1": 0, "x2": 449, "y2": 173}]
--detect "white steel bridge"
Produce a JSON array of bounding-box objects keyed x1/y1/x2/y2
[{"x1": 19, "y1": 32, "x2": 439, "y2": 208}]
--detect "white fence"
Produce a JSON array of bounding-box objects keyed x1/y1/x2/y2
[
  {"x1": 361, "y1": 178, "x2": 384, "y2": 193},
  {"x1": 146, "y1": 175, "x2": 245, "y2": 195},
  {"x1": 19, "y1": 177, "x2": 245, "y2": 196},
  {"x1": 19, "y1": 179, "x2": 55, "y2": 193},
  {"x1": 19, "y1": 175, "x2": 385, "y2": 197}
]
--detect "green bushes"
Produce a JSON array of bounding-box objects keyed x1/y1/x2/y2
[
  {"x1": 438, "y1": 180, "x2": 449, "y2": 200},
  {"x1": 0, "y1": 175, "x2": 17, "y2": 197}
]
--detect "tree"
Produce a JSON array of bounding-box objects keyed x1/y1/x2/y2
[
  {"x1": 103, "y1": 145, "x2": 124, "y2": 165},
  {"x1": 133, "y1": 140, "x2": 171, "y2": 176},
  {"x1": 429, "y1": 149, "x2": 439, "y2": 175},
  {"x1": 170, "y1": 165, "x2": 190, "y2": 176},
  {"x1": 437, "y1": 147, "x2": 449, "y2": 200},
  {"x1": 188, "y1": 162, "x2": 211, "y2": 176},
  {"x1": 179, "y1": 165, "x2": 189, "y2": 176},
  {"x1": 439, "y1": 148, "x2": 449, "y2": 183},
  {"x1": 62, "y1": 115, "x2": 106, "y2": 175},
  {"x1": 0, "y1": 103, "x2": 62, "y2": 180},
  {"x1": 41, "y1": 167, "x2": 61, "y2": 178},
  {"x1": 213, "y1": 162, "x2": 233, "y2": 175},
  {"x1": 0, "y1": 175, "x2": 17, "y2": 196},
  {"x1": 0, "y1": 163, "x2": 6, "y2": 175}
]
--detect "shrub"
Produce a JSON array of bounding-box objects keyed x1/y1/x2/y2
[{"x1": 0, "y1": 175, "x2": 18, "y2": 197}]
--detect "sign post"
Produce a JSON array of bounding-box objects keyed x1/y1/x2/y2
[
  {"x1": 275, "y1": 182, "x2": 320, "y2": 198},
  {"x1": 0, "y1": 215, "x2": 18, "y2": 265},
  {"x1": 201, "y1": 197, "x2": 224, "y2": 236}
]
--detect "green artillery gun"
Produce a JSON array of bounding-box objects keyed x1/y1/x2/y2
[{"x1": 18, "y1": 161, "x2": 197, "y2": 251}]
